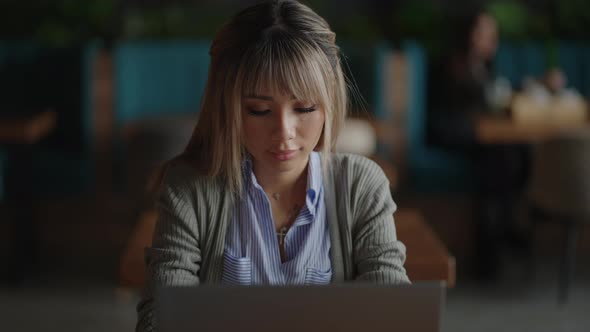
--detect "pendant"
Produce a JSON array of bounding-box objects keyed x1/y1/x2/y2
[{"x1": 277, "y1": 226, "x2": 288, "y2": 245}]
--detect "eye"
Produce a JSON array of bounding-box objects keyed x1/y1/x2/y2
[
  {"x1": 246, "y1": 108, "x2": 271, "y2": 116},
  {"x1": 295, "y1": 105, "x2": 317, "y2": 113}
]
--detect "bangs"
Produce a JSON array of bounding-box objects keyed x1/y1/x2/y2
[{"x1": 239, "y1": 32, "x2": 333, "y2": 106}]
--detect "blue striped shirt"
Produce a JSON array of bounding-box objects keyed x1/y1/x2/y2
[{"x1": 222, "y1": 152, "x2": 332, "y2": 285}]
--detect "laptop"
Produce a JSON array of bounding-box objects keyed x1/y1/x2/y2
[{"x1": 157, "y1": 282, "x2": 445, "y2": 332}]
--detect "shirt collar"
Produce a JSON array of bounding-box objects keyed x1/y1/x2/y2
[
  {"x1": 305, "y1": 151, "x2": 322, "y2": 216},
  {"x1": 241, "y1": 154, "x2": 257, "y2": 190},
  {"x1": 242, "y1": 152, "x2": 322, "y2": 216}
]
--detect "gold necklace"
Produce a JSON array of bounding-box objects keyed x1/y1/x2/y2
[{"x1": 270, "y1": 172, "x2": 306, "y2": 202}]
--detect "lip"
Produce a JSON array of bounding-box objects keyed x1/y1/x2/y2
[{"x1": 270, "y1": 149, "x2": 298, "y2": 161}]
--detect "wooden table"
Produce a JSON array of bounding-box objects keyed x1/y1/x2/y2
[
  {"x1": 395, "y1": 209, "x2": 456, "y2": 288},
  {"x1": 120, "y1": 208, "x2": 456, "y2": 288},
  {"x1": 0, "y1": 110, "x2": 57, "y2": 144},
  {"x1": 475, "y1": 115, "x2": 590, "y2": 145}
]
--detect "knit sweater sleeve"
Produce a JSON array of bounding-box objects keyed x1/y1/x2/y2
[
  {"x1": 348, "y1": 156, "x2": 411, "y2": 284},
  {"x1": 136, "y1": 163, "x2": 202, "y2": 332}
]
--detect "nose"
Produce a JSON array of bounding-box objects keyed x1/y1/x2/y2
[{"x1": 272, "y1": 110, "x2": 296, "y2": 141}]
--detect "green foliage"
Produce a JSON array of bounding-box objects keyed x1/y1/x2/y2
[
  {"x1": 332, "y1": 15, "x2": 382, "y2": 41},
  {"x1": 487, "y1": 1, "x2": 530, "y2": 40},
  {"x1": 544, "y1": 39, "x2": 559, "y2": 69},
  {"x1": 30, "y1": 0, "x2": 115, "y2": 46},
  {"x1": 527, "y1": 12, "x2": 553, "y2": 40},
  {"x1": 121, "y1": 5, "x2": 228, "y2": 40},
  {"x1": 5, "y1": 0, "x2": 590, "y2": 46},
  {"x1": 393, "y1": 2, "x2": 445, "y2": 38},
  {"x1": 389, "y1": 2, "x2": 447, "y2": 56},
  {"x1": 35, "y1": 0, "x2": 116, "y2": 46},
  {"x1": 556, "y1": 0, "x2": 590, "y2": 39},
  {"x1": 486, "y1": 0, "x2": 590, "y2": 41}
]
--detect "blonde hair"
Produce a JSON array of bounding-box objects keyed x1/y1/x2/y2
[{"x1": 171, "y1": 0, "x2": 349, "y2": 195}]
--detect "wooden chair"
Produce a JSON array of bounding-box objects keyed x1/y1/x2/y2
[{"x1": 528, "y1": 129, "x2": 590, "y2": 303}]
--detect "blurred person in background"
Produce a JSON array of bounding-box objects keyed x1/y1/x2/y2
[
  {"x1": 427, "y1": 9, "x2": 531, "y2": 280},
  {"x1": 136, "y1": 0, "x2": 410, "y2": 330}
]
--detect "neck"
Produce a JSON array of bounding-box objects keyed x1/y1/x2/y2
[
  {"x1": 467, "y1": 50, "x2": 489, "y2": 67},
  {"x1": 252, "y1": 157, "x2": 309, "y2": 198}
]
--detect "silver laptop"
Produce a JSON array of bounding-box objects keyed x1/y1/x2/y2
[{"x1": 157, "y1": 282, "x2": 445, "y2": 332}]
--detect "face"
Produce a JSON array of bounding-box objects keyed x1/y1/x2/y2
[
  {"x1": 241, "y1": 90, "x2": 325, "y2": 175},
  {"x1": 471, "y1": 13, "x2": 498, "y2": 61}
]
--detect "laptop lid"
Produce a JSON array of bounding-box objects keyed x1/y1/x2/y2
[{"x1": 157, "y1": 282, "x2": 445, "y2": 332}]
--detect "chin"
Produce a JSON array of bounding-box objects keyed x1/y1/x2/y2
[
  {"x1": 269, "y1": 157, "x2": 302, "y2": 170},
  {"x1": 267, "y1": 152, "x2": 308, "y2": 171}
]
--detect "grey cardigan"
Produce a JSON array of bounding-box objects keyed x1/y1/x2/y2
[{"x1": 137, "y1": 153, "x2": 410, "y2": 331}]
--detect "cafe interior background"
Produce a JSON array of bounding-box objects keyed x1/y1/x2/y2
[{"x1": 1, "y1": 0, "x2": 589, "y2": 331}]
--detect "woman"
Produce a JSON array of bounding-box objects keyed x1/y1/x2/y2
[
  {"x1": 427, "y1": 10, "x2": 530, "y2": 280},
  {"x1": 137, "y1": 0, "x2": 409, "y2": 330},
  {"x1": 427, "y1": 10, "x2": 500, "y2": 149}
]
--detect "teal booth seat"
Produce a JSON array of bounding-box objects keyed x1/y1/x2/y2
[
  {"x1": 0, "y1": 42, "x2": 100, "y2": 197},
  {"x1": 495, "y1": 41, "x2": 590, "y2": 97},
  {"x1": 557, "y1": 43, "x2": 583, "y2": 95},
  {"x1": 494, "y1": 42, "x2": 547, "y2": 88},
  {"x1": 112, "y1": 40, "x2": 211, "y2": 191},
  {"x1": 371, "y1": 41, "x2": 474, "y2": 193},
  {"x1": 402, "y1": 41, "x2": 474, "y2": 193},
  {"x1": 557, "y1": 42, "x2": 590, "y2": 97},
  {"x1": 113, "y1": 40, "x2": 211, "y2": 126}
]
